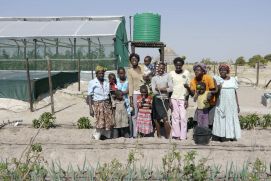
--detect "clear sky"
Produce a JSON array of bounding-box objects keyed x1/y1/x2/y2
[{"x1": 1, "y1": 0, "x2": 270, "y2": 63}]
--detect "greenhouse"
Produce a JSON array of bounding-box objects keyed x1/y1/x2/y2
[{"x1": 0, "y1": 16, "x2": 129, "y2": 101}]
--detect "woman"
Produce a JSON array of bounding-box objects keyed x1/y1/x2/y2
[
  {"x1": 151, "y1": 62, "x2": 172, "y2": 138},
  {"x1": 212, "y1": 64, "x2": 241, "y2": 140},
  {"x1": 88, "y1": 65, "x2": 114, "y2": 140},
  {"x1": 116, "y1": 67, "x2": 132, "y2": 137},
  {"x1": 188, "y1": 63, "x2": 217, "y2": 129},
  {"x1": 127, "y1": 53, "x2": 144, "y2": 137},
  {"x1": 169, "y1": 57, "x2": 190, "y2": 140}
]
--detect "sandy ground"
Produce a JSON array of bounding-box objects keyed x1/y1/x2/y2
[{"x1": 0, "y1": 80, "x2": 271, "y2": 170}]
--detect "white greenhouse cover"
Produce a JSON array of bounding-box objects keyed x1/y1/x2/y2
[{"x1": 0, "y1": 16, "x2": 123, "y2": 39}]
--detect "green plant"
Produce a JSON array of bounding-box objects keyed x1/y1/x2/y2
[
  {"x1": 260, "y1": 114, "x2": 271, "y2": 129},
  {"x1": 239, "y1": 114, "x2": 260, "y2": 130},
  {"x1": 32, "y1": 112, "x2": 56, "y2": 129},
  {"x1": 31, "y1": 143, "x2": 42, "y2": 153},
  {"x1": 162, "y1": 143, "x2": 181, "y2": 179},
  {"x1": 77, "y1": 117, "x2": 93, "y2": 129}
]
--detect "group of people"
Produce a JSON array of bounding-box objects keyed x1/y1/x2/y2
[{"x1": 87, "y1": 53, "x2": 241, "y2": 141}]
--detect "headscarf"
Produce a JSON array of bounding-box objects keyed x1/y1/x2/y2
[
  {"x1": 218, "y1": 64, "x2": 230, "y2": 73},
  {"x1": 193, "y1": 63, "x2": 207, "y2": 74},
  {"x1": 95, "y1": 65, "x2": 107, "y2": 73}
]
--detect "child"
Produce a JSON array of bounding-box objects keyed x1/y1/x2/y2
[
  {"x1": 112, "y1": 90, "x2": 130, "y2": 138},
  {"x1": 108, "y1": 73, "x2": 118, "y2": 93},
  {"x1": 194, "y1": 82, "x2": 210, "y2": 128},
  {"x1": 136, "y1": 85, "x2": 153, "y2": 136},
  {"x1": 143, "y1": 56, "x2": 155, "y2": 79}
]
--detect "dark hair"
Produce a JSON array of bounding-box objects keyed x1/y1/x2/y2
[
  {"x1": 117, "y1": 67, "x2": 125, "y2": 73},
  {"x1": 158, "y1": 62, "x2": 166, "y2": 67},
  {"x1": 108, "y1": 73, "x2": 116, "y2": 78},
  {"x1": 140, "y1": 85, "x2": 148, "y2": 93},
  {"x1": 173, "y1": 57, "x2": 185, "y2": 65},
  {"x1": 129, "y1": 53, "x2": 140, "y2": 62},
  {"x1": 144, "y1": 56, "x2": 152, "y2": 61}
]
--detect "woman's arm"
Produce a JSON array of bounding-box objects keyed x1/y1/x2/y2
[{"x1": 235, "y1": 90, "x2": 240, "y2": 113}]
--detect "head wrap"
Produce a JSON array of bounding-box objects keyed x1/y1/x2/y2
[
  {"x1": 95, "y1": 65, "x2": 107, "y2": 73},
  {"x1": 193, "y1": 63, "x2": 207, "y2": 74},
  {"x1": 218, "y1": 64, "x2": 230, "y2": 73}
]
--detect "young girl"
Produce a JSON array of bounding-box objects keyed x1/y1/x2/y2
[
  {"x1": 108, "y1": 73, "x2": 118, "y2": 93},
  {"x1": 136, "y1": 85, "x2": 153, "y2": 136},
  {"x1": 194, "y1": 82, "x2": 210, "y2": 128},
  {"x1": 116, "y1": 67, "x2": 132, "y2": 137},
  {"x1": 112, "y1": 90, "x2": 129, "y2": 138}
]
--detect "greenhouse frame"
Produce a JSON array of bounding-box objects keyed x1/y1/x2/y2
[
  {"x1": 0, "y1": 16, "x2": 129, "y2": 70},
  {"x1": 0, "y1": 16, "x2": 129, "y2": 101}
]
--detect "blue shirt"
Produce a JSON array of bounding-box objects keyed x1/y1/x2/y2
[
  {"x1": 88, "y1": 78, "x2": 110, "y2": 101},
  {"x1": 116, "y1": 77, "x2": 130, "y2": 114}
]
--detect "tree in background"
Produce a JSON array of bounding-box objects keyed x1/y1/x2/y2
[
  {"x1": 235, "y1": 56, "x2": 246, "y2": 66},
  {"x1": 248, "y1": 55, "x2": 267, "y2": 67},
  {"x1": 201, "y1": 58, "x2": 215, "y2": 65},
  {"x1": 264, "y1": 54, "x2": 271, "y2": 62}
]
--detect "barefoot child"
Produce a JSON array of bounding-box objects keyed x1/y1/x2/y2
[
  {"x1": 112, "y1": 90, "x2": 129, "y2": 138},
  {"x1": 136, "y1": 85, "x2": 153, "y2": 136},
  {"x1": 194, "y1": 82, "x2": 210, "y2": 128}
]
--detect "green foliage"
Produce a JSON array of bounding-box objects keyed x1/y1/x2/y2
[
  {"x1": 201, "y1": 58, "x2": 215, "y2": 65},
  {"x1": 261, "y1": 114, "x2": 271, "y2": 128},
  {"x1": 31, "y1": 143, "x2": 42, "y2": 153},
  {"x1": 239, "y1": 113, "x2": 271, "y2": 130},
  {"x1": 32, "y1": 112, "x2": 56, "y2": 129},
  {"x1": 239, "y1": 114, "x2": 260, "y2": 130},
  {"x1": 248, "y1": 55, "x2": 267, "y2": 67},
  {"x1": 0, "y1": 143, "x2": 47, "y2": 180},
  {"x1": 235, "y1": 56, "x2": 246, "y2": 66},
  {"x1": 77, "y1": 117, "x2": 93, "y2": 129},
  {"x1": 264, "y1": 54, "x2": 271, "y2": 62}
]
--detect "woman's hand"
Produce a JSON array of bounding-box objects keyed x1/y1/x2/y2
[
  {"x1": 184, "y1": 100, "x2": 189, "y2": 109},
  {"x1": 169, "y1": 99, "x2": 173, "y2": 110},
  {"x1": 89, "y1": 107, "x2": 94, "y2": 117}
]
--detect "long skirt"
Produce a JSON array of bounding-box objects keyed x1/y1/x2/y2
[
  {"x1": 137, "y1": 109, "x2": 153, "y2": 135},
  {"x1": 93, "y1": 100, "x2": 114, "y2": 130}
]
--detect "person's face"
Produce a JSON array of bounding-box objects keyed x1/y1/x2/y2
[
  {"x1": 140, "y1": 89, "x2": 148, "y2": 98},
  {"x1": 144, "y1": 58, "x2": 151, "y2": 66},
  {"x1": 219, "y1": 67, "x2": 228, "y2": 78},
  {"x1": 194, "y1": 66, "x2": 204, "y2": 78},
  {"x1": 158, "y1": 65, "x2": 165, "y2": 75},
  {"x1": 174, "y1": 61, "x2": 184, "y2": 73},
  {"x1": 96, "y1": 71, "x2": 105, "y2": 81},
  {"x1": 109, "y1": 75, "x2": 116, "y2": 83},
  {"x1": 130, "y1": 56, "x2": 139, "y2": 67},
  {"x1": 118, "y1": 69, "x2": 126, "y2": 80}
]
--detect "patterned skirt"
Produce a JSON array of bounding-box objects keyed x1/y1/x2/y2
[
  {"x1": 93, "y1": 100, "x2": 114, "y2": 130},
  {"x1": 136, "y1": 109, "x2": 153, "y2": 135}
]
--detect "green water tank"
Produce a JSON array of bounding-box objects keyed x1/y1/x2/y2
[{"x1": 133, "y1": 13, "x2": 161, "y2": 42}]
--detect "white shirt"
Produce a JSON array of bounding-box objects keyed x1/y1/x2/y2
[
  {"x1": 169, "y1": 70, "x2": 190, "y2": 100},
  {"x1": 88, "y1": 78, "x2": 110, "y2": 101}
]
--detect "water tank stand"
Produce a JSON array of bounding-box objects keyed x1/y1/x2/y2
[{"x1": 130, "y1": 41, "x2": 166, "y2": 63}]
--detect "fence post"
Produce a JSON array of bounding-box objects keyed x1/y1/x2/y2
[
  {"x1": 25, "y1": 58, "x2": 33, "y2": 112},
  {"x1": 256, "y1": 61, "x2": 260, "y2": 86},
  {"x1": 46, "y1": 56, "x2": 55, "y2": 114},
  {"x1": 78, "y1": 58, "x2": 81, "y2": 91}
]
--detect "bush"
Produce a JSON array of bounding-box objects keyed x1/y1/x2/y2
[
  {"x1": 32, "y1": 112, "x2": 56, "y2": 129},
  {"x1": 239, "y1": 113, "x2": 271, "y2": 130},
  {"x1": 77, "y1": 117, "x2": 93, "y2": 129},
  {"x1": 261, "y1": 114, "x2": 271, "y2": 129}
]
